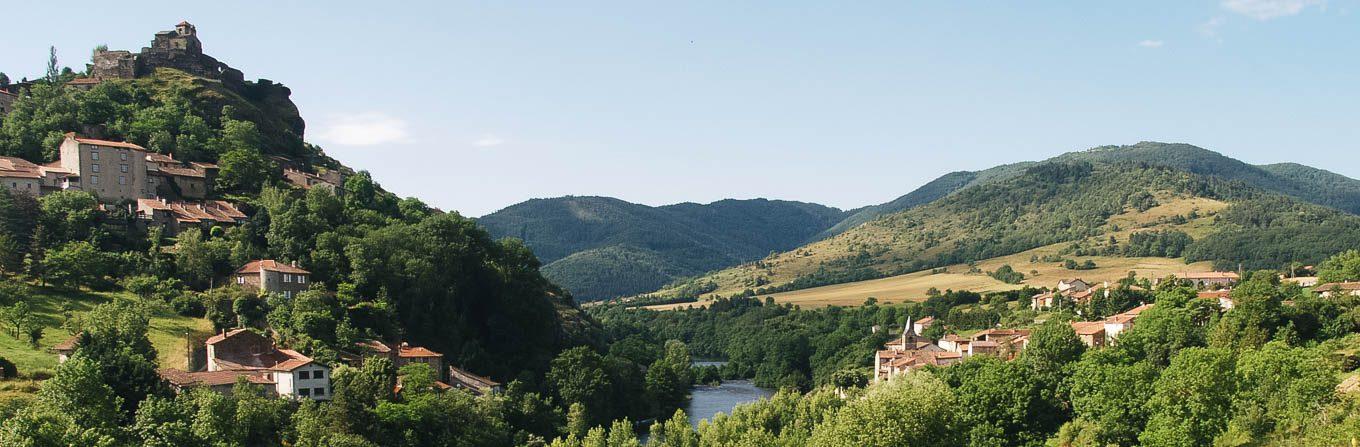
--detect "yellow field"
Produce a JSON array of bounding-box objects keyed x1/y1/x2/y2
[{"x1": 645, "y1": 248, "x2": 1215, "y2": 310}]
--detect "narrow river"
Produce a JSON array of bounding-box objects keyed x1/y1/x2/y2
[{"x1": 682, "y1": 379, "x2": 776, "y2": 427}]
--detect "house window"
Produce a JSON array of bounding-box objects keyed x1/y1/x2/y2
[
  {"x1": 118, "y1": 176, "x2": 126, "y2": 185},
  {"x1": 298, "y1": 276, "x2": 306, "y2": 284},
  {"x1": 91, "y1": 175, "x2": 99, "y2": 185},
  {"x1": 283, "y1": 274, "x2": 292, "y2": 283},
  {"x1": 91, "y1": 150, "x2": 100, "y2": 160},
  {"x1": 120, "y1": 164, "x2": 128, "y2": 173},
  {"x1": 120, "y1": 152, "x2": 127, "y2": 161},
  {"x1": 298, "y1": 388, "x2": 311, "y2": 397},
  {"x1": 313, "y1": 370, "x2": 323, "y2": 379},
  {"x1": 284, "y1": 291, "x2": 293, "y2": 299},
  {"x1": 313, "y1": 387, "x2": 325, "y2": 397},
  {"x1": 91, "y1": 164, "x2": 101, "y2": 173},
  {"x1": 299, "y1": 371, "x2": 310, "y2": 380},
  {"x1": 236, "y1": 276, "x2": 245, "y2": 284}
]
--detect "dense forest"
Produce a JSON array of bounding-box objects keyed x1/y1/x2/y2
[{"x1": 478, "y1": 196, "x2": 846, "y2": 300}]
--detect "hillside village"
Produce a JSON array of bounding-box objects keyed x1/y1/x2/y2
[{"x1": 3, "y1": 15, "x2": 1360, "y2": 447}]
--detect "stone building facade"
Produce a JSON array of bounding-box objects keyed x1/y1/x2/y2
[
  {"x1": 89, "y1": 21, "x2": 245, "y2": 89},
  {"x1": 56, "y1": 133, "x2": 152, "y2": 202},
  {"x1": 234, "y1": 260, "x2": 311, "y2": 298}
]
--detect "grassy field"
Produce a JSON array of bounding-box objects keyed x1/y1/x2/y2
[
  {"x1": 647, "y1": 195, "x2": 1229, "y2": 302},
  {"x1": 645, "y1": 196, "x2": 1226, "y2": 310},
  {"x1": 0, "y1": 285, "x2": 213, "y2": 378},
  {"x1": 645, "y1": 251, "x2": 1214, "y2": 310}
]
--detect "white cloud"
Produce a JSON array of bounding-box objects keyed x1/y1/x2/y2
[
  {"x1": 1198, "y1": 16, "x2": 1227, "y2": 38},
  {"x1": 316, "y1": 112, "x2": 411, "y2": 146},
  {"x1": 474, "y1": 135, "x2": 505, "y2": 148},
  {"x1": 1138, "y1": 40, "x2": 1165, "y2": 48},
  {"x1": 1221, "y1": 0, "x2": 1324, "y2": 20}
]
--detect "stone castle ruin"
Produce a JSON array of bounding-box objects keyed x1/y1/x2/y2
[{"x1": 90, "y1": 21, "x2": 246, "y2": 89}]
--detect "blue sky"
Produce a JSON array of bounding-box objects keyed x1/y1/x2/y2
[{"x1": 3, "y1": 1, "x2": 1357, "y2": 216}]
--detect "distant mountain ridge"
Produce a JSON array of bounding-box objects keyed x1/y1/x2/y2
[
  {"x1": 818, "y1": 142, "x2": 1360, "y2": 241},
  {"x1": 477, "y1": 196, "x2": 846, "y2": 300}
]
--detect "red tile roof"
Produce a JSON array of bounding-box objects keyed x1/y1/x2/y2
[
  {"x1": 159, "y1": 369, "x2": 274, "y2": 387},
  {"x1": 1071, "y1": 321, "x2": 1105, "y2": 335},
  {"x1": 355, "y1": 339, "x2": 392, "y2": 354},
  {"x1": 1317, "y1": 282, "x2": 1360, "y2": 291},
  {"x1": 398, "y1": 345, "x2": 443, "y2": 358},
  {"x1": 66, "y1": 77, "x2": 103, "y2": 85},
  {"x1": 53, "y1": 334, "x2": 81, "y2": 352},
  {"x1": 0, "y1": 156, "x2": 42, "y2": 179},
  {"x1": 206, "y1": 328, "x2": 254, "y2": 345},
  {"x1": 1181, "y1": 271, "x2": 1240, "y2": 280},
  {"x1": 235, "y1": 260, "x2": 310, "y2": 275},
  {"x1": 66, "y1": 132, "x2": 147, "y2": 151}
]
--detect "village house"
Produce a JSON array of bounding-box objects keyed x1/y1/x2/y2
[
  {"x1": 53, "y1": 133, "x2": 152, "y2": 202},
  {"x1": 969, "y1": 328, "x2": 1030, "y2": 358},
  {"x1": 136, "y1": 198, "x2": 246, "y2": 234},
  {"x1": 1317, "y1": 282, "x2": 1360, "y2": 298},
  {"x1": 1283, "y1": 276, "x2": 1319, "y2": 288},
  {"x1": 1071, "y1": 321, "x2": 1107, "y2": 347},
  {"x1": 52, "y1": 334, "x2": 80, "y2": 363},
  {"x1": 234, "y1": 260, "x2": 311, "y2": 298},
  {"x1": 283, "y1": 168, "x2": 344, "y2": 193},
  {"x1": 353, "y1": 339, "x2": 502, "y2": 395},
  {"x1": 159, "y1": 328, "x2": 330, "y2": 399},
  {"x1": 395, "y1": 343, "x2": 445, "y2": 374},
  {"x1": 1198, "y1": 290, "x2": 1234, "y2": 310},
  {"x1": 1180, "y1": 271, "x2": 1240, "y2": 288},
  {"x1": 1032, "y1": 279, "x2": 1095, "y2": 310},
  {"x1": 0, "y1": 88, "x2": 16, "y2": 118},
  {"x1": 912, "y1": 316, "x2": 935, "y2": 335},
  {"x1": 1069, "y1": 303, "x2": 1153, "y2": 348},
  {"x1": 0, "y1": 156, "x2": 42, "y2": 196},
  {"x1": 146, "y1": 152, "x2": 217, "y2": 199},
  {"x1": 1057, "y1": 278, "x2": 1091, "y2": 294},
  {"x1": 447, "y1": 366, "x2": 503, "y2": 396}
]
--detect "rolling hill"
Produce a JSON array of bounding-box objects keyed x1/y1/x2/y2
[
  {"x1": 815, "y1": 142, "x2": 1360, "y2": 242},
  {"x1": 477, "y1": 196, "x2": 846, "y2": 300},
  {"x1": 644, "y1": 157, "x2": 1360, "y2": 304}
]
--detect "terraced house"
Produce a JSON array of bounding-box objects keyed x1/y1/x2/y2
[{"x1": 234, "y1": 260, "x2": 311, "y2": 298}]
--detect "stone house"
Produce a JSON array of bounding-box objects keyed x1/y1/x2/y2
[
  {"x1": 136, "y1": 198, "x2": 245, "y2": 234},
  {"x1": 0, "y1": 89, "x2": 16, "y2": 118},
  {"x1": 234, "y1": 260, "x2": 311, "y2": 298},
  {"x1": 1198, "y1": 290, "x2": 1234, "y2": 310},
  {"x1": 52, "y1": 334, "x2": 80, "y2": 363},
  {"x1": 1180, "y1": 271, "x2": 1240, "y2": 288},
  {"x1": 146, "y1": 152, "x2": 217, "y2": 199},
  {"x1": 283, "y1": 168, "x2": 344, "y2": 193},
  {"x1": 0, "y1": 156, "x2": 43, "y2": 196},
  {"x1": 1057, "y1": 279, "x2": 1091, "y2": 294},
  {"x1": 396, "y1": 343, "x2": 445, "y2": 376},
  {"x1": 54, "y1": 133, "x2": 152, "y2": 202},
  {"x1": 177, "y1": 328, "x2": 332, "y2": 400},
  {"x1": 1071, "y1": 321, "x2": 1107, "y2": 348},
  {"x1": 1317, "y1": 282, "x2": 1360, "y2": 298},
  {"x1": 447, "y1": 366, "x2": 502, "y2": 396}
]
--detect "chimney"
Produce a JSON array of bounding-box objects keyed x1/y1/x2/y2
[{"x1": 291, "y1": 260, "x2": 298, "y2": 267}]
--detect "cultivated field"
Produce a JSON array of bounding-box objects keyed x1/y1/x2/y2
[{"x1": 646, "y1": 248, "x2": 1216, "y2": 310}]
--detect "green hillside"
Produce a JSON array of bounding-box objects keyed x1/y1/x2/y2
[
  {"x1": 478, "y1": 196, "x2": 846, "y2": 300},
  {"x1": 816, "y1": 142, "x2": 1360, "y2": 242},
  {"x1": 649, "y1": 160, "x2": 1360, "y2": 300}
]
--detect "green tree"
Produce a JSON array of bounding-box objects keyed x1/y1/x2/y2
[
  {"x1": 547, "y1": 347, "x2": 614, "y2": 426},
  {"x1": 37, "y1": 355, "x2": 124, "y2": 433},
  {"x1": 1318, "y1": 249, "x2": 1360, "y2": 284},
  {"x1": 1063, "y1": 351, "x2": 1159, "y2": 446},
  {"x1": 1114, "y1": 304, "x2": 1205, "y2": 367},
  {"x1": 42, "y1": 241, "x2": 114, "y2": 289},
  {"x1": 808, "y1": 372, "x2": 960, "y2": 446},
  {"x1": 1139, "y1": 347, "x2": 1237, "y2": 447}
]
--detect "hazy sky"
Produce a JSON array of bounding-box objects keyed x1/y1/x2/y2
[{"x1": 3, "y1": 1, "x2": 1357, "y2": 216}]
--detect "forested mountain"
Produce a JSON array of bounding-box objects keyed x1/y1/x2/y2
[
  {"x1": 816, "y1": 142, "x2": 1360, "y2": 242},
  {"x1": 478, "y1": 196, "x2": 846, "y2": 300},
  {"x1": 649, "y1": 159, "x2": 1360, "y2": 300}
]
